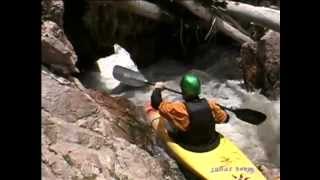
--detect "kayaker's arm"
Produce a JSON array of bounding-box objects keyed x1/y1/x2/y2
[
  {"x1": 158, "y1": 101, "x2": 190, "y2": 131},
  {"x1": 208, "y1": 100, "x2": 230, "y2": 123}
]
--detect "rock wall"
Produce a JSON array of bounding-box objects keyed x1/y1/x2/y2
[
  {"x1": 42, "y1": 0, "x2": 64, "y2": 27},
  {"x1": 42, "y1": 69, "x2": 185, "y2": 180},
  {"x1": 41, "y1": 1, "x2": 185, "y2": 179},
  {"x1": 42, "y1": 20, "x2": 79, "y2": 75},
  {"x1": 240, "y1": 30, "x2": 280, "y2": 100}
]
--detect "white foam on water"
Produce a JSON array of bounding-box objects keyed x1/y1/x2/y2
[
  {"x1": 119, "y1": 57, "x2": 280, "y2": 168},
  {"x1": 96, "y1": 44, "x2": 140, "y2": 91},
  {"x1": 84, "y1": 46, "x2": 280, "y2": 168}
]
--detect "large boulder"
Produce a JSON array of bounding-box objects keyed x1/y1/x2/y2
[
  {"x1": 240, "y1": 30, "x2": 280, "y2": 100},
  {"x1": 258, "y1": 30, "x2": 280, "y2": 99},
  {"x1": 258, "y1": 164, "x2": 280, "y2": 180},
  {"x1": 41, "y1": 69, "x2": 185, "y2": 180},
  {"x1": 42, "y1": 21, "x2": 79, "y2": 75},
  {"x1": 42, "y1": 0, "x2": 64, "y2": 27},
  {"x1": 42, "y1": 0, "x2": 79, "y2": 76}
]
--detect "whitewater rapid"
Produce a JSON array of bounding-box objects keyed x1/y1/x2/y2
[{"x1": 81, "y1": 45, "x2": 280, "y2": 168}]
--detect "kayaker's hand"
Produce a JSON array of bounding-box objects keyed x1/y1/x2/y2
[{"x1": 155, "y1": 82, "x2": 165, "y2": 90}]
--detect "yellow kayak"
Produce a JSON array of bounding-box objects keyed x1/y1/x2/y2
[{"x1": 145, "y1": 103, "x2": 266, "y2": 180}]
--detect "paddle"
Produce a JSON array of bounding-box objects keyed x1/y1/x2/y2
[{"x1": 113, "y1": 65, "x2": 267, "y2": 125}]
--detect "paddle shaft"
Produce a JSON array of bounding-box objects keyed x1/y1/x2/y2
[
  {"x1": 149, "y1": 83, "x2": 266, "y2": 124},
  {"x1": 144, "y1": 81, "x2": 182, "y2": 94},
  {"x1": 112, "y1": 65, "x2": 266, "y2": 125},
  {"x1": 147, "y1": 81, "x2": 235, "y2": 111}
]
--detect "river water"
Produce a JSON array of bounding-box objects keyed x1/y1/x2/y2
[{"x1": 81, "y1": 44, "x2": 280, "y2": 168}]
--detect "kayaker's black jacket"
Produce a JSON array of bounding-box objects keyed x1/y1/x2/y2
[{"x1": 151, "y1": 88, "x2": 229, "y2": 152}]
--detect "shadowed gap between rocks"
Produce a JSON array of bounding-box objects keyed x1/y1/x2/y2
[{"x1": 62, "y1": 0, "x2": 242, "y2": 72}]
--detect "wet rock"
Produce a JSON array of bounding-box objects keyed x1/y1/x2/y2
[
  {"x1": 240, "y1": 30, "x2": 280, "y2": 100},
  {"x1": 41, "y1": 0, "x2": 77, "y2": 75},
  {"x1": 112, "y1": 138, "x2": 181, "y2": 180},
  {"x1": 240, "y1": 42, "x2": 262, "y2": 90},
  {"x1": 42, "y1": 69, "x2": 185, "y2": 180},
  {"x1": 42, "y1": 69, "x2": 136, "y2": 140},
  {"x1": 87, "y1": 89, "x2": 153, "y2": 148},
  {"x1": 258, "y1": 164, "x2": 280, "y2": 180},
  {"x1": 258, "y1": 30, "x2": 280, "y2": 99},
  {"x1": 42, "y1": 20, "x2": 79, "y2": 75},
  {"x1": 42, "y1": 0, "x2": 64, "y2": 27},
  {"x1": 42, "y1": 162, "x2": 56, "y2": 180}
]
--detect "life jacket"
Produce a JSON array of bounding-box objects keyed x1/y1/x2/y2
[{"x1": 169, "y1": 98, "x2": 220, "y2": 152}]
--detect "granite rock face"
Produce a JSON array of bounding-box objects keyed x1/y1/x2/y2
[
  {"x1": 42, "y1": 21, "x2": 79, "y2": 75},
  {"x1": 41, "y1": 69, "x2": 185, "y2": 180},
  {"x1": 240, "y1": 30, "x2": 280, "y2": 100}
]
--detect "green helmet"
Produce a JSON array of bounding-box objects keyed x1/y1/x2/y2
[{"x1": 180, "y1": 73, "x2": 201, "y2": 99}]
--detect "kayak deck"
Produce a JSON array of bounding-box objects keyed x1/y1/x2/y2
[{"x1": 146, "y1": 105, "x2": 266, "y2": 179}]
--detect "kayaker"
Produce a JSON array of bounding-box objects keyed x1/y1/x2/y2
[{"x1": 146, "y1": 73, "x2": 230, "y2": 152}]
